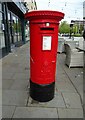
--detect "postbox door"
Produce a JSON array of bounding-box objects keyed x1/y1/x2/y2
[
  {"x1": 30, "y1": 24, "x2": 58, "y2": 85},
  {"x1": 40, "y1": 33, "x2": 57, "y2": 82}
]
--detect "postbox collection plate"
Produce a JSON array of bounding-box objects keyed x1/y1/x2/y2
[{"x1": 42, "y1": 36, "x2": 52, "y2": 50}]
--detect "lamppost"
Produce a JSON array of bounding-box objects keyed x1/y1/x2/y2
[{"x1": 69, "y1": 23, "x2": 74, "y2": 39}]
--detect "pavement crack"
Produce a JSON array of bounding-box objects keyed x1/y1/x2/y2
[
  {"x1": 56, "y1": 108, "x2": 59, "y2": 119},
  {"x1": 26, "y1": 96, "x2": 30, "y2": 107},
  {"x1": 11, "y1": 106, "x2": 17, "y2": 119},
  {"x1": 61, "y1": 92, "x2": 67, "y2": 108}
]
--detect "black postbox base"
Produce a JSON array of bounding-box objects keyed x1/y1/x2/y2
[{"x1": 30, "y1": 80, "x2": 55, "y2": 102}]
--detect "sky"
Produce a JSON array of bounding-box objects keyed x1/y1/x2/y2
[{"x1": 35, "y1": 0, "x2": 84, "y2": 23}]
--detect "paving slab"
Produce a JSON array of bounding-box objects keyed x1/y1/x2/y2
[
  {"x1": 10, "y1": 79, "x2": 29, "y2": 91},
  {"x1": 13, "y1": 107, "x2": 58, "y2": 118},
  {"x1": 63, "y1": 69, "x2": 83, "y2": 102},
  {"x1": 55, "y1": 81, "x2": 77, "y2": 93},
  {"x1": 58, "y1": 108, "x2": 83, "y2": 118},
  {"x1": 2, "y1": 55, "x2": 26, "y2": 66},
  {"x1": 64, "y1": 68, "x2": 83, "y2": 85},
  {"x1": 57, "y1": 53, "x2": 83, "y2": 103},
  {"x1": 2, "y1": 90, "x2": 28, "y2": 106},
  {"x1": 3, "y1": 62, "x2": 19, "y2": 68},
  {"x1": 14, "y1": 66, "x2": 30, "y2": 74},
  {"x1": 2, "y1": 72, "x2": 14, "y2": 80},
  {"x1": 2, "y1": 105, "x2": 16, "y2": 118},
  {"x1": 62, "y1": 92, "x2": 82, "y2": 109},
  {"x1": 56, "y1": 73, "x2": 71, "y2": 83},
  {"x1": 56, "y1": 67, "x2": 65, "y2": 75},
  {"x1": 2, "y1": 79, "x2": 14, "y2": 90},
  {"x1": 12, "y1": 73, "x2": 29, "y2": 81},
  {"x1": 2, "y1": 66, "x2": 17, "y2": 74},
  {"x1": 28, "y1": 92, "x2": 65, "y2": 108}
]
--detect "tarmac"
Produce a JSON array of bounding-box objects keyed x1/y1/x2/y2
[{"x1": 1, "y1": 41, "x2": 84, "y2": 118}]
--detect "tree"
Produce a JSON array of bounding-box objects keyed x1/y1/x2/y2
[
  {"x1": 73, "y1": 24, "x2": 84, "y2": 34},
  {"x1": 59, "y1": 21, "x2": 70, "y2": 34}
]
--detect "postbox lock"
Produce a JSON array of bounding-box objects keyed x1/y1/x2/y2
[{"x1": 46, "y1": 23, "x2": 50, "y2": 26}]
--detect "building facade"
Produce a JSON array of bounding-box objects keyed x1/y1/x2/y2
[
  {"x1": 83, "y1": 1, "x2": 85, "y2": 30},
  {"x1": 0, "y1": 3, "x2": 5, "y2": 56},
  {"x1": 0, "y1": 1, "x2": 27, "y2": 56},
  {"x1": 83, "y1": 1, "x2": 85, "y2": 19},
  {"x1": 24, "y1": 0, "x2": 37, "y2": 11},
  {"x1": 24, "y1": 0, "x2": 37, "y2": 42}
]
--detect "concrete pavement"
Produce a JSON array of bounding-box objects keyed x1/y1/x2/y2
[{"x1": 1, "y1": 42, "x2": 83, "y2": 118}]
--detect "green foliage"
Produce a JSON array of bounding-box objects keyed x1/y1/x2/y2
[
  {"x1": 73, "y1": 24, "x2": 77, "y2": 34},
  {"x1": 13, "y1": 23, "x2": 17, "y2": 32},
  {"x1": 13, "y1": 21, "x2": 21, "y2": 33},
  {"x1": 73, "y1": 34, "x2": 82, "y2": 37},
  {"x1": 59, "y1": 21, "x2": 70, "y2": 33},
  {"x1": 59, "y1": 21, "x2": 84, "y2": 35},
  {"x1": 73, "y1": 24, "x2": 84, "y2": 34},
  {"x1": 80, "y1": 24, "x2": 84, "y2": 34}
]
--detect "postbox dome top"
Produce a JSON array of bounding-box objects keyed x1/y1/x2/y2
[{"x1": 25, "y1": 10, "x2": 64, "y2": 21}]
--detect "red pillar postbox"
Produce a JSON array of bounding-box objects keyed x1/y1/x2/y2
[{"x1": 25, "y1": 10, "x2": 64, "y2": 102}]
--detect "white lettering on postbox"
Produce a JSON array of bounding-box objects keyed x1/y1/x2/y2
[{"x1": 42, "y1": 36, "x2": 52, "y2": 50}]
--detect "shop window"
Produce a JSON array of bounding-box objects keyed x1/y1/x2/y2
[
  {"x1": 0, "y1": 12, "x2": 5, "y2": 49},
  {"x1": 12, "y1": 15, "x2": 17, "y2": 43},
  {"x1": 17, "y1": 18, "x2": 22, "y2": 42},
  {"x1": 7, "y1": 11, "x2": 23, "y2": 44},
  {"x1": 0, "y1": 3, "x2": 2, "y2": 11},
  {"x1": 8, "y1": 12, "x2": 12, "y2": 43}
]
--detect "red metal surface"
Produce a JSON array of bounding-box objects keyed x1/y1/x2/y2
[{"x1": 25, "y1": 10, "x2": 64, "y2": 84}]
